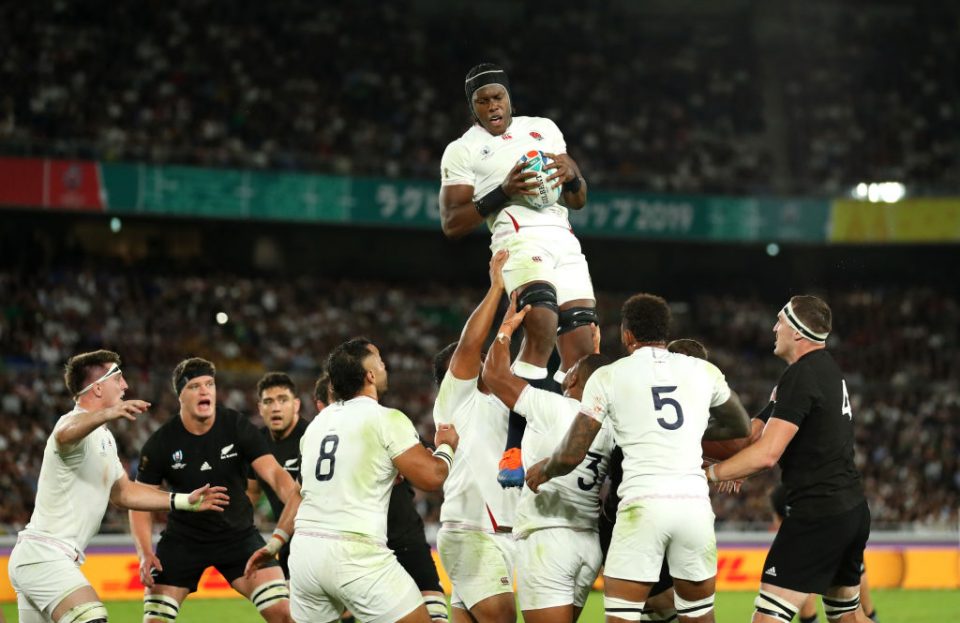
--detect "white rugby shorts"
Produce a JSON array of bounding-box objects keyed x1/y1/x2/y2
[
  {"x1": 8, "y1": 537, "x2": 89, "y2": 620},
  {"x1": 288, "y1": 533, "x2": 423, "y2": 623},
  {"x1": 491, "y1": 227, "x2": 594, "y2": 304},
  {"x1": 605, "y1": 497, "x2": 718, "y2": 583},
  {"x1": 515, "y1": 527, "x2": 601, "y2": 611},
  {"x1": 437, "y1": 527, "x2": 516, "y2": 611}
]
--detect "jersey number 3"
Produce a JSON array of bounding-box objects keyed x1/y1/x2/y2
[
  {"x1": 315, "y1": 434, "x2": 340, "y2": 481},
  {"x1": 652, "y1": 386, "x2": 684, "y2": 430}
]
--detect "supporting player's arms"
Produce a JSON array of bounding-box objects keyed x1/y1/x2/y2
[
  {"x1": 110, "y1": 473, "x2": 229, "y2": 512},
  {"x1": 54, "y1": 399, "x2": 150, "y2": 449},
  {"x1": 711, "y1": 417, "x2": 799, "y2": 482},
  {"x1": 481, "y1": 292, "x2": 532, "y2": 409},
  {"x1": 448, "y1": 250, "x2": 509, "y2": 381},
  {"x1": 392, "y1": 424, "x2": 459, "y2": 491},
  {"x1": 704, "y1": 390, "x2": 751, "y2": 441},
  {"x1": 526, "y1": 412, "x2": 602, "y2": 493},
  {"x1": 250, "y1": 454, "x2": 299, "y2": 505}
]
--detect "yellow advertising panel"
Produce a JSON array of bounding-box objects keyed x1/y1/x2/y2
[
  {"x1": 830, "y1": 198, "x2": 960, "y2": 242},
  {"x1": 1, "y1": 545, "x2": 956, "y2": 603}
]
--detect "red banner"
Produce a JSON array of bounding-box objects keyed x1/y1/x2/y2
[{"x1": 0, "y1": 157, "x2": 104, "y2": 211}]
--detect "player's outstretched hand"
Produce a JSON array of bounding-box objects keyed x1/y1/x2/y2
[
  {"x1": 435, "y1": 423, "x2": 459, "y2": 452},
  {"x1": 501, "y1": 161, "x2": 538, "y2": 198},
  {"x1": 138, "y1": 551, "x2": 163, "y2": 588},
  {"x1": 715, "y1": 479, "x2": 743, "y2": 494},
  {"x1": 187, "y1": 484, "x2": 230, "y2": 512},
  {"x1": 489, "y1": 249, "x2": 509, "y2": 291},
  {"x1": 542, "y1": 152, "x2": 576, "y2": 188},
  {"x1": 107, "y1": 399, "x2": 151, "y2": 422},
  {"x1": 525, "y1": 458, "x2": 550, "y2": 493},
  {"x1": 244, "y1": 546, "x2": 275, "y2": 579},
  {"x1": 499, "y1": 292, "x2": 531, "y2": 338}
]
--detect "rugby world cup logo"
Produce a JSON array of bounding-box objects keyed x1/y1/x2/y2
[{"x1": 171, "y1": 450, "x2": 187, "y2": 470}]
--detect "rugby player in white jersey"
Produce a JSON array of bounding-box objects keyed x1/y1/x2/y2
[
  {"x1": 246, "y1": 338, "x2": 459, "y2": 623},
  {"x1": 482, "y1": 305, "x2": 614, "y2": 623},
  {"x1": 7, "y1": 350, "x2": 228, "y2": 623},
  {"x1": 439, "y1": 63, "x2": 597, "y2": 488},
  {"x1": 527, "y1": 294, "x2": 751, "y2": 623},
  {"x1": 431, "y1": 249, "x2": 520, "y2": 623}
]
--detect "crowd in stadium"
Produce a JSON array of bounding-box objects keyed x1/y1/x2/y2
[
  {"x1": 1, "y1": 1, "x2": 958, "y2": 196},
  {"x1": 1, "y1": 269, "x2": 956, "y2": 535}
]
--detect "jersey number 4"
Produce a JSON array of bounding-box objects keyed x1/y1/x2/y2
[
  {"x1": 315, "y1": 434, "x2": 340, "y2": 481},
  {"x1": 652, "y1": 386, "x2": 684, "y2": 430}
]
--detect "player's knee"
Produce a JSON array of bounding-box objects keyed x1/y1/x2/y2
[
  {"x1": 424, "y1": 594, "x2": 449, "y2": 622},
  {"x1": 250, "y1": 579, "x2": 290, "y2": 612},
  {"x1": 674, "y1": 592, "x2": 714, "y2": 618},
  {"x1": 754, "y1": 590, "x2": 798, "y2": 622},
  {"x1": 557, "y1": 305, "x2": 597, "y2": 335},
  {"x1": 823, "y1": 592, "x2": 860, "y2": 621},
  {"x1": 57, "y1": 601, "x2": 109, "y2": 623},
  {"x1": 605, "y1": 595, "x2": 645, "y2": 621},
  {"x1": 143, "y1": 594, "x2": 180, "y2": 622},
  {"x1": 517, "y1": 282, "x2": 558, "y2": 315}
]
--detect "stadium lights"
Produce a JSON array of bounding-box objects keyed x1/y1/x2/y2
[
  {"x1": 851, "y1": 182, "x2": 906, "y2": 203},
  {"x1": 109, "y1": 217, "x2": 122, "y2": 233},
  {"x1": 216, "y1": 312, "x2": 229, "y2": 325}
]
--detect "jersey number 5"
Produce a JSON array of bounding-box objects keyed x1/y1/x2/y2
[
  {"x1": 652, "y1": 386, "x2": 684, "y2": 430},
  {"x1": 315, "y1": 434, "x2": 340, "y2": 482}
]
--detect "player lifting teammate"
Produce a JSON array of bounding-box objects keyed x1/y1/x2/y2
[{"x1": 439, "y1": 63, "x2": 597, "y2": 487}]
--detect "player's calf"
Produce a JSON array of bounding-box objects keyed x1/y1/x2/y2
[{"x1": 143, "y1": 594, "x2": 180, "y2": 622}]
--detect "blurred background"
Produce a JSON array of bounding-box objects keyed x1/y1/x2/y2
[{"x1": 1, "y1": 0, "x2": 957, "y2": 553}]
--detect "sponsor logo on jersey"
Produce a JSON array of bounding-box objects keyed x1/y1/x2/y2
[
  {"x1": 764, "y1": 566, "x2": 777, "y2": 577},
  {"x1": 171, "y1": 450, "x2": 187, "y2": 470},
  {"x1": 220, "y1": 444, "x2": 238, "y2": 460},
  {"x1": 532, "y1": 256, "x2": 542, "y2": 263},
  {"x1": 529, "y1": 131, "x2": 543, "y2": 141},
  {"x1": 200, "y1": 461, "x2": 212, "y2": 471},
  {"x1": 501, "y1": 133, "x2": 512, "y2": 141}
]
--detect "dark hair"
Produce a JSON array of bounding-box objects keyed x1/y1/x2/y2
[
  {"x1": 433, "y1": 342, "x2": 458, "y2": 386},
  {"x1": 576, "y1": 353, "x2": 611, "y2": 383},
  {"x1": 789, "y1": 295, "x2": 832, "y2": 335},
  {"x1": 464, "y1": 62, "x2": 513, "y2": 118},
  {"x1": 314, "y1": 372, "x2": 333, "y2": 404},
  {"x1": 64, "y1": 349, "x2": 121, "y2": 397},
  {"x1": 667, "y1": 338, "x2": 709, "y2": 360},
  {"x1": 172, "y1": 357, "x2": 216, "y2": 395},
  {"x1": 326, "y1": 338, "x2": 374, "y2": 400},
  {"x1": 257, "y1": 371, "x2": 297, "y2": 400},
  {"x1": 621, "y1": 293, "x2": 671, "y2": 343}
]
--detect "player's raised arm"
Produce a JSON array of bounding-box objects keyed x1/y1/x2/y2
[
  {"x1": 54, "y1": 399, "x2": 150, "y2": 448},
  {"x1": 111, "y1": 474, "x2": 229, "y2": 513},
  {"x1": 447, "y1": 250, "x2": 509, "y2": 380},
  {"x1": 392, "y1": 424, "x2": 459, "y2": 491},
  {"x1": 481, "y1": 292, "x2": 531, "y2": 409}
]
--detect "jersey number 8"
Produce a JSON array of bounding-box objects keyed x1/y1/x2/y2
[{"x1": 315, "y1": 434, "x2": 340, "y2": 481}]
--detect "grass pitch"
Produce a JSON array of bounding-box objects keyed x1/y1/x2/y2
[{"x1": 2, "y1": 589, "x2": 958, "y2": 621}]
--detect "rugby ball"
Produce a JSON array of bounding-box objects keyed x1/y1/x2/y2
[
  {"x1": 702, "y1": 436, "x2": 751, "y2": 462},
  {"x1": 517, "y1": 150, "x2": 562, "y2": 209}
]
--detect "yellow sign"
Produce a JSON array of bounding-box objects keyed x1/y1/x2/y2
[{"x1": 831, "y1": 198, "x2": 960, "y2": 242}]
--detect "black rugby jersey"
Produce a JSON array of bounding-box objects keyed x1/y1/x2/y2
[
  {"x1": 137, "y1": 406, "x2": 271, "y2": 542},
  {"x1": 763, "y1": 350, "x2": 865, "y2": 519},
  {"x1": 257, "y1": 416, "x2": 309, "y2": 521}
]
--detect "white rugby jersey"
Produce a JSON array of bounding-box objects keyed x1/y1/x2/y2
[
  {"x1": 295, "y1": 396, "x2": 419, "y2": 541},
  {"x1": 513, "y1": 387, "x2": 614, "y2": 536},
  {"x1": 440, "y1": 116, "x2": 572, "y2": 237},
  {"x1": 581, "y1": 348, "x2": 732, "y2": 501},
  {"x1": 21, "y1": 407, "x2": 126, "y2": 560},
  {"x1": 433, "y1": 372, "x2": 518, "y2": 530}
]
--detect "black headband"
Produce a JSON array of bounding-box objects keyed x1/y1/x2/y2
[
  {"x1": 465, "y1": 68, "x2": 510, "y2": 108},
  {"x1": 174, "y1": 365, "x2": 216, "y2": 396}
]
